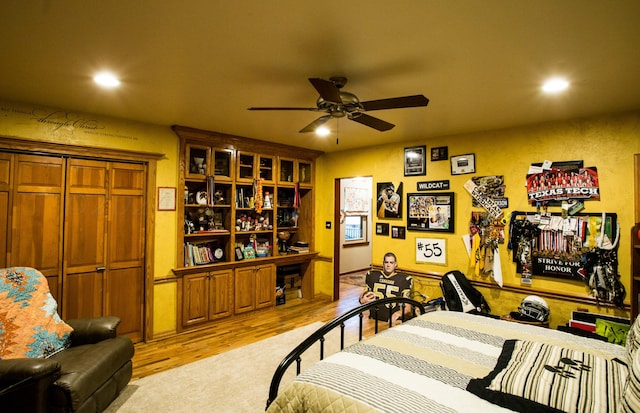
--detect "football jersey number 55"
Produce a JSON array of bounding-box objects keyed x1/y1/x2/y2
[{"x1": 371, "y1": 283, "x2": 400, "y2": 300}]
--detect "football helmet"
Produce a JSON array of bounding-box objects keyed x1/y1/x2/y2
[{"x1": 517, "y1": 295, "x2": 550, "y2": 322}]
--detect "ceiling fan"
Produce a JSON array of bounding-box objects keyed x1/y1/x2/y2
[{"x1": 248, "y1": 76, "x2": 429, "y2": 133}]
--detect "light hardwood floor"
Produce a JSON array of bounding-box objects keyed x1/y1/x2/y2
[{"x1": 131, "y1": 280, "x2": 370, "y2": 381}]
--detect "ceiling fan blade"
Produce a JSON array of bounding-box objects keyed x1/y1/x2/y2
[
  {"x1": 299, "y1": 115, "x2": 331, "y2": 133},
  {"x1": 349, "y1": 113, "x2": 395, "y2": 131},
  {"x1": 248, "y1": 107, "x2": 318, "y2": 111},
  {"x1": 360, "y1": 95, "x2": 429, "y2": 111},
  {"x1": 308, "y1": 78, "x2": 342, "y2": 104}
]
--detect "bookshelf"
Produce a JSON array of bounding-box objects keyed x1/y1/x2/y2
[{"x1": 172, "y1": 126, "x2": 322, "y2": 330}]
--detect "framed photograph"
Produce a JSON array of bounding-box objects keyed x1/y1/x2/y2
[
  {"x1": 431, "y1": 146, "x2": 448, "y2": 161},
  {"x1": 404, "y1": 145, "x2": 426, "y2": 176},
  {"x1": 450, "y1": 153, "x2": 476, "y2": 175},
  {"x1": 376, "y1": 181, "x2": 403, "y2": 219},
  {"x1": 391, "y1": 226, "x2": 406, "y2": 239},
  {"x1": 375, "y1": 222, "x2": 389, "y2": 236},
  {"x1": 415, "y1": 237, "x2": 447, "y2": 265},
  {"x1": 235, "y1": 247, "x2": 244, "y2": 260},
  {"x1": 158, "y1": 187, "x2": 176, "y2": 211},
  {"x1": 406, "y1": 192, "x2": 455, "y2": 232}
]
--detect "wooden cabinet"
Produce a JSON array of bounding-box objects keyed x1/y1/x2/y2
[
  {"x1": 182, "y1": 269, "x2": 233, "y2": 327},
  {"x1": 172, "y1": 126, "x2": 322, "y2": 330},
  {"x1": 234, "y1": 264, "x2": 275, "y2": 314}
]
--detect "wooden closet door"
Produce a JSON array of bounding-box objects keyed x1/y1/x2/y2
[
  {"x1": 0, "y1": 153, "x2": 12, "y2": 269},
  {"x1": 107, "y1": 162, "x2": 146, "y2": 342},
  {"x1": 10, "y1": 154, "x2": 65, "y2": 299},
  {"x1": 63, "y1": 159, "x2": 108, "y2": 319}
]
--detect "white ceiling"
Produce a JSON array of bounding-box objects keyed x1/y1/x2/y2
[{"x1": 1, "y1": 1, "x2": 639, "y2": 153}]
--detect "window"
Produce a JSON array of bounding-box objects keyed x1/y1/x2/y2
[{"x1": 345, "y1": 215, "x2": 367, "y2": 242}]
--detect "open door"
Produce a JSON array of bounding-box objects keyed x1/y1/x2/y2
[{"x1": 333, "y1": 177, "x2": 373, "y2": 300}]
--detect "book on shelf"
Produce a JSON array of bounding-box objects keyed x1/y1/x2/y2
[
  {"x1": 184, "y1": 242, "x2": 216, "y2": 266},
  {"x1": 287, "y1": 240, "x2": 309, "y2": 253}
]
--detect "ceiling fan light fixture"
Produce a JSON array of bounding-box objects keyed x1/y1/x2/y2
[{"x1": 315, "y1": 126, "x2": 330, "y2": 136}]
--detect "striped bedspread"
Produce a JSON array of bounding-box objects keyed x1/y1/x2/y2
[{"x1": 267, "y1": 311, "x2": 627, "y2": 413}]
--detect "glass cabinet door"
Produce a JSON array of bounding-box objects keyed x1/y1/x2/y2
[
  {"x1": 259, "y1": 155, "x2": 275, "y2": 183},
  {"x1": 186, "y1": 144, "x2": 211, "y2": 179},
  {"x1": 213, "y1": 149, "x2": 233, "y2": 181},
  {"x1": 236, "y1": 152, "x2": 255, "y2": 182},
  {"x1": 298, "y1": 161, "x2": 312, "y2": 186},
  {"x1": 278, "y1": 158, "x2": 295, "y2": 185}
]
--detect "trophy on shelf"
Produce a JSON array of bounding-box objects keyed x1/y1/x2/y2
[
  {"x1": 191, "y1": 157, "x2": 206, "y2": 174},
  {"x1": 277, "y1": 231, "x2": 291, "y2": 254}
]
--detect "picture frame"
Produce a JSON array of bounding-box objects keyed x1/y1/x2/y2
[
  {"x1": 376, "y1": 181, "x2": 403, "y2": 219},
  {"x1": 450, "y1": 153, "x2": 476, "y2": 175},
  {"x1": 406, "y1": 192, "x2": 455, "y2": 232},
  {"x1": 404, "y1": 145, "x2": 426, "y2": 176},
  {"x1": 391, "y1": 226, "x2": 406, "y2": 239},
  {"x1": 375, "y1": 222, "x2": 389, "y2": 236},
  {"x1": 235, "y1": 247, "x2": 244, "y2": 260},
  {"x1": 158, "y1": 187, "x2": 176, "y2": 211},
  {"x1": 430, "y1": 146, "x2": 448, "y2": 161}
]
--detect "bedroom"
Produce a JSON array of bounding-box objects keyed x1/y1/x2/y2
[{"x1": 1, "y1": 2, "x2": 640, "y2": 410}]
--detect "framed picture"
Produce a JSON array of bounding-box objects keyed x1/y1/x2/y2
[
  {"x1": 431, "y1": 146, "x2": 448, "y2": 161},
  {"x1": 404, "y1": 145, "x2": 426, "y2": 176},
  {"x1": 158, "y1": 187, "x2": 176, "y2": 211},
  {"x1": 406, "y1": 192, "x2": 455, "y2": 232},
  {"x1": 450, "y1": 153, "x2": 476, "y2": 175},
  {"x1": 376, "y1": 181, "x2": 403, "y2": 219},
  {"x1": 415, "y1": 237, "x2": 447, "y2": 265},
  {"x1": 375, "y1": 222, "x2": 389, "y2": 236},
  {"x1": 391, "y1": 226, "x2": 406, "y2": 239}
]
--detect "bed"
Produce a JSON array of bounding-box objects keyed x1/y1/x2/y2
[{"x1": 266, "y1": 299, "x2": 640, "y2": 413}]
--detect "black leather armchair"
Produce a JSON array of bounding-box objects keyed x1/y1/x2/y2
[{"x1": 0, "y1": 316, "x2": 134, "y2": 413}]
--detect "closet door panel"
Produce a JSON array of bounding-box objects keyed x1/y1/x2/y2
[
  {"x1": 11, "y1": 154, "x2": 64, "y2": 298},
  {"x1": 107, "y1": 162, "x2": 146, "y2": 341},
  {"x1": 107, "y1": 267, "x2": 143, "y2": 342},
  {"x1": 109, "y1": 192, "x2": 144, "y2": 266},
  {"x1": 63, "y1": 159, "x2": 108, "y2": 319},
  {"x1": 0, "y1": 153, "x2": 11, "y2": 268}
]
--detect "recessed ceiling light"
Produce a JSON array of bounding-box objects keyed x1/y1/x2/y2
[
  {"x1": 542, "y1": 77, "x2": 569, "y2": 94},
  {"x1": 315, "y1": 126, "x2": 330, "y2": 136},
  {"x1": 93, "y1": 72, "x2": 120, "y2": 88}
]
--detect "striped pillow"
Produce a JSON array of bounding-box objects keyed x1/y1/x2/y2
[
  {"x1": 620, "y1": 346, "x2": 640, "y2": 413},
  {"x1": 626, "y1": 316, "x2": 640, "y2": 362},
  {"x1": 468, "y1": 340, "x2": 627, "y2": 413}
]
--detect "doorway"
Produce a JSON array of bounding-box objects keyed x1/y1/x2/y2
[{"x1": 333, "y1": 177, "x2": 373, "y2": 300}]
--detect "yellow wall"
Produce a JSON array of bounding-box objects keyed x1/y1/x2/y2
[{"x1": 315, "y1": 111, "x2": 640, "y2": 325}]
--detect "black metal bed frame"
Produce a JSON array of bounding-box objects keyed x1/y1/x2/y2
[{"x1": 265, "y1": 297, "x2": 427, "y2": 410}]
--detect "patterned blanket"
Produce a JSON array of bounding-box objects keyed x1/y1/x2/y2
[
  {"x1": 0, "y1": 267, "x2": 73, "y2": 359},
  {"x1": 267, "y1": 311, "x2": 627, "y2": 413}
]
